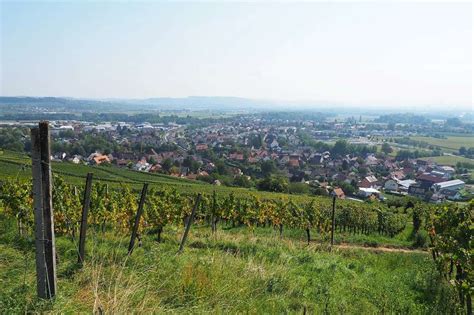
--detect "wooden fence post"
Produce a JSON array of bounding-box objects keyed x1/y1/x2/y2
[
  {"x1": 78, "y1": 173, "x2": 93, "y2": 264},
  {"x1": 31, "y1": 127, "x2": 46, "y2": 299},
  {"x1": 31, "y1": 121, "x2": 57, "y2": 299},
  {"x1": 128, "y1": 183, "x2": 148, "y2": 255},
  {"x1": 178, "y1": 193, "x2": 201, "y2": 253},
  {"x1": 331, "y1": 195, "x2": 336, "y2": 246}
]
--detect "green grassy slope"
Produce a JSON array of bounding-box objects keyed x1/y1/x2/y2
[{"x1": 0, "y1": 216, "x2": 458, "y2": 313}]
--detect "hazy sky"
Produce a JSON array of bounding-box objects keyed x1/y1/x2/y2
[{"x1": 0, "y1": 1, "x2": 472, "y2": 109}]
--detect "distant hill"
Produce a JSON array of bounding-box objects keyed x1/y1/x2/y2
[{"x1": 0, "y1": 96, "x2": 282, "y2": 112}]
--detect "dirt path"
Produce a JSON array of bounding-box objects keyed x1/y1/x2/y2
[{"x1": 334, "y1": 243, "x2": 428, "y2": 254}]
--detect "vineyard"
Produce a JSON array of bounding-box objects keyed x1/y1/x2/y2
[
  {"x1": 0, "y1": 174, "x2": 472, "y2": 313},
  {"x1": 0, "y1": 127, "x2": 472, "y2": 314},
  {"x1": 1, "y1": 175, "x2": 411, "y2": 244}
]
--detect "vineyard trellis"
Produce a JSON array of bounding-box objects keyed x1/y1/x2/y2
[{"x1": 0, "y1": 174, "x2": 411, "y2": 246}]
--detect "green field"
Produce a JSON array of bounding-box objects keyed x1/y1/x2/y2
[
  {"x1": 420, "y1": 155, "x2": 474, "y2": 166},
  {"x1": 410, "y1": 135, "x2": 474, "y2": 153},
  {"x1": 0, "y1": 215, "x2": 458, "y2": 313}
]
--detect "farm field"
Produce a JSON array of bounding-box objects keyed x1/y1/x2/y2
[
  {"x1": 0, "y1": 215, "x2": 457, "y2": 313},
  {"x1": 410, "y1": 135, "x2": 474, "y2": 153},
  {"x1": 420, "y1": 154, "x2": 474, "y2": 166}
]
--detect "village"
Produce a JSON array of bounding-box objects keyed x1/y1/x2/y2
[{"x1": 18, "y1": 112, "x2": 468, "y2": 204}]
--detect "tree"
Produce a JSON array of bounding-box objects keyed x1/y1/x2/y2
[
  {"x1": 459, "y1": 146, "x2": 467, "y2": 156},
  {"x1": 233, "y1": 175, "x2": 253, "y2": 188},
  {"x1": 257, "y1": 176, "x2": 289, "y2": 193},
  {"x1": 342, "y1": 159, "x2": 349, "y2": 170},
  {"x1": 288, "y1": 182, "x2": 310, "y2": 195},
  {"x1": 381, "y1": 142, "x2": 393, "y2": 155},
  {"x1": 261, "y1": 160, "x2": 276, "y2": 176},
  {"x1": 249, "y1": 134, "x2": 263, "y2": 148},
  {"x1": 162, "y1": 158, "x2": 173, "y2": 172},
  {"x1": 215, "y1": 160, "x2": 228, "y2": 175},
  {"x1": 332, "y1": 139, "x2": 349, "y2": 157}
]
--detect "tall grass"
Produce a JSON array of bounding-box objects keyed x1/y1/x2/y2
[{"x1": 0, "y1": 216, "x2": 460, "y2": 313}]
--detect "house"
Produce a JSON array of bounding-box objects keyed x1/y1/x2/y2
[
  {"x1": 309, "y1": 154, "x2": 323, "y2": 165},
  {"x1": 196, "y1": 143, "x2": 208, "y2": 151},
  {"x1": 398, "y1": 179, "x2": 417, "y2": 192},
  {"x1": 358, "y1": 187, "x2": 382, "y2": 199},
  {"x1": 269, "y1": 139, "x2": 279, "y2": 150},
  {"x1": 437, "y1": 165, "x2": 455, "y2": 174},
  {"x1": 416, "y1": 173, "x2": 444, "y2": 189},
  {"x1": 365, "y1": 155, "x2": 379, "y2": 166},
  {"x1": 332, "y1": 188, "x2": 346, "y2": 199},
  {"x1": 438, "y1": 189, "x2": 462, "y2": 201},
  {"x1": 198, "y1": 171, "x2": 209, "y2": 177},
  {"x1": 149, "y1": 164, "x2": 162, "y2": 173},
  {"x1": 71, "y1": 155, "x2": 82, "y2": 164},
  {"x1": 432, "y1": 179, "x2": 465, "y2": 192},
  {"x1": 186, "y1": 174, "x2": 198, "y2": 180},
  {"x1": 133, "y1": 158, "x2": 150, "y2": 172},
  {"x1": 88, "y1": 153, "x2": 110, "y2": 165},
  {"x1": 384, "y1": 179, "x2": 398, "y2": 192},
  {"x1": 288, "y1": 159, "x2": 300, "y2": 168},
  {"x1": 390, "y1": 170, "x2": 405, "y2": 180},
  {"x1": 229, "y1": 153, "x2": 245, "y2": 161},
  {"x1": 50, "y1": 125, "x2": 74, "y2": 136},
  {"x1": 116, "y1": 159, "x2": 131, "y2": 167},
  {"x1": 359, "y1": 175, "x2": 379, "y2": 189},
  {"x1": 408, "y1": 183, "x2": 428, "y2": 198}
]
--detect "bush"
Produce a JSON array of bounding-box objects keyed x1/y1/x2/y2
[
  {"x1": 288, "y1": 182, "x2": 310, "y2": 195},
  {"x1": 412, "y1": 231, "x2": 428, "y2": 248}
]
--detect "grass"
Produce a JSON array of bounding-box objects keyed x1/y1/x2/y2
[
  {"x1": 0, "y1": 215, "x2": 459, "y2": 313},
  {"x1": 420, "y1": 155, "x2": 474, "y2": 166},
  {"x1": 410, "y1": 136, "x2": 474, "y2": 153}
]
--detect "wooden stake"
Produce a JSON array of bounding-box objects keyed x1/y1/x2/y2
[
  {"x1": 178, "y1": 194, "x2": 201, "y2": 253},
  {"x1": 128, "y1": 183, "x2": 148, "y2": 255},
  {"x1": 331, "y1": 195, "x2": 336, "y2": 246},
  {"x1": 39, "y1": 121, "x2": 57, "y2": 298},
  {"x1": 31, "y1": 127, "x2": 47, "y2": 299},
  {"x1": 78, "y1": 173, "x2": 93, "y2": 264},
  {"x1": 31, "y1": 121, "x2": 57, "y2": 299}
]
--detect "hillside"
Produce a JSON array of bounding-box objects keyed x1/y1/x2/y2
[
  {"x1": 0, "y1": 150, "x2": 331, "y2": 201},
  {"x1": 0, "y1": 149, "x2": 470, "y2": 313},
  {"x1": 0, "y1": 215, "x2": 457, "y2": 313}
]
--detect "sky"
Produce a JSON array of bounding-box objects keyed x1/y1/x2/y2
[{"x1": 0, "y1": 1, "x2": 472, "y2": 110}]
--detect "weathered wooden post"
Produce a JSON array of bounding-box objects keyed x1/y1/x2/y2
[
  {"x1": 31, "y1": 127, "x2": 47, "y2": 298},
  {"x1": 331, "y1": 195, "x2": 336, "y2": 246},
  {"x1": 78, "y1": 173, "x2": 93, "y2": 264},
  {"x1": 31, "y1": 121, "x2": 57, "y2": 299},
  {"x1": 128, "y1": 183, "x2": 148, "y2": 255},
  {"x1": 178, "y1": 193, "x2": 201, "y2": 253}
]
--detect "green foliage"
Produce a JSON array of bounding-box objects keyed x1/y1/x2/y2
[
  {"x1": 288, "y1": 182, "x2": 310, "y2": 195},
  {"x1": 0, "y1": 215, "x2": 459, "y2": 313},
  {"x1": 257, "y1": 176, "x2": 289, "y2": 193},
  {"x1": 0, "y1": 173, "x2": 468, "y2": 313},
  {"x1": 427, "y1": 201, "x2": 473, "y2": 313}
]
